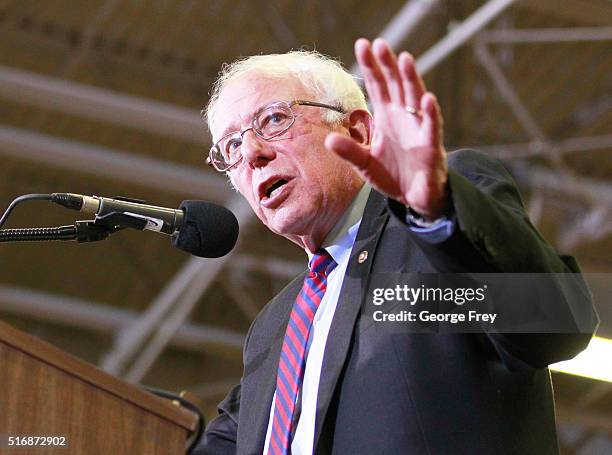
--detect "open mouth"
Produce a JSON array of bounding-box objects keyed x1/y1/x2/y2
[
  {"x1": 260, "y1": 177, "x2": 290, "y2": 201},
  {"x1": 265, "y1": 179, "x2": 288, "y2": 198}
]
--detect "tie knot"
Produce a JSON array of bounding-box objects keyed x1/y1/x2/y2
[{"x1": 309, "y1": 249, "x2": 337, "y2": 276}]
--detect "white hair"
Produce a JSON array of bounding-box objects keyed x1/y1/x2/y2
[{"x1": 205, "y1": 50, "x2": 368, "y2": 135}]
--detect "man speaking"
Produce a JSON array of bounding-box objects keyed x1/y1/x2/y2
[{"x1": 191, "y1": 38, "x2": 598, "y2": 454}]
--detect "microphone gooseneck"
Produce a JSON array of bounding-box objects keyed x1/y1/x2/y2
[
  {"x1": 1, "y1": 193, "x2": 239, "y2": 258},
  {"x1": 0, "y1": 226, "x2": 77, "y2": 242}
]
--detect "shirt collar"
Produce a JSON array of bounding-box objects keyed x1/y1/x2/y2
[{"x1": 306, "y1": 182, "x2": 371, "y2": 266}]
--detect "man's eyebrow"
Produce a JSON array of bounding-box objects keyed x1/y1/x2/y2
[
  {"x1": 217, "y1": 102, "x2": 270, "y2": 139},
  {"x1": 218, "y1": 124, "x2": 238, "y2": 140}
]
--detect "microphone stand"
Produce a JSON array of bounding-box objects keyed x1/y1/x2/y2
[{"x1": 0, "y1": 212, "x2": 149, "y2": 243}]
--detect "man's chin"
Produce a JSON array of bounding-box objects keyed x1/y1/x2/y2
[{"x1": 264, "y1": 211, "x2": 312, "y2": 239}]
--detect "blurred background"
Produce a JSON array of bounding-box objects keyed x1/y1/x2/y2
[{"x1": 0, "y1": 0, "x2": 610, "y2": 452}]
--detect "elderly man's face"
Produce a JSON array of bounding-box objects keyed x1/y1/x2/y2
[{"x1": 212, "y1": 73, "x2": 363, "y2": 251}]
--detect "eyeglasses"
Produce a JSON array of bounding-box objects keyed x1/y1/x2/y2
[{"x1": 207, "y1": 100, "x2": 345, "y2": 172}]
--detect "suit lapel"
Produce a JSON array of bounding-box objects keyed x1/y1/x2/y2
[{"x1": 313, "y1": 190, "x2": 389, "y2": 451}]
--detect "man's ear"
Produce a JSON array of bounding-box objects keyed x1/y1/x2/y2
[{"x1": 346, "y1": 109, "x2": 374, "y2": 146}]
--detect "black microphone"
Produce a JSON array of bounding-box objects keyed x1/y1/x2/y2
[
  {"x1": 51, "y1": 193, "x2": 238, "y2": 258},
  {"x1": 172, "y1": 200, "x2": 239, "y2": 258}
]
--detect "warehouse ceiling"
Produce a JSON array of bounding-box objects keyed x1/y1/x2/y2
[{"x1": 0, "y1": 0, "x2": 610, "y2": 450}]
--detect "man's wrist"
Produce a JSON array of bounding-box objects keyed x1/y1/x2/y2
[
  {"x1": 404, "y1": 175, "x2": 450, "y2": 221},
  {"x1": 406, "y1": 207, "x2": 448, "y2": 228}
]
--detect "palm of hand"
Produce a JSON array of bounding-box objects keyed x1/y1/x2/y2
[
  {"x1": 326, "y1": 38, "x2": 449, "y2": 220},
  {"x1": 366, "y1": 103, "x2": 447, "y2": 216}
]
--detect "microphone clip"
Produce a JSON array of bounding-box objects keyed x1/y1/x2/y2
[{"x1": 75, "y1": 211, "x2": 150, "y2": 242}]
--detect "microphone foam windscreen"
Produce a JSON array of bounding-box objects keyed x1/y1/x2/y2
[{"x1": 172, "y1": 201, "x2": 239, "y2": 258}]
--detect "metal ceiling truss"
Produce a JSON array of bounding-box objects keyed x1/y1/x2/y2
[
  {"x1": 349, "y1": 0, "x2": 443, "y2": 75},
  {"x1": 469, "y1": 134, "x2": 612, "y2": 161},
  {"x1": 0, "y1": 1, "x2": 610, "y2": 436},
  {"x1": 0, "y1": 0, "x2": 605, "y2": 359},
  {"x1": 416, "y1": 0, "x2": 517, "y2": 74},
  {"x1": 0, "y1": 65, "x2": 207, "y2": 145},
  {"x1": 60, "y1": 0, "x2": 124, "y2": 77},
  {"x1": 0, "y1": 5, "x2": 211, "y2": 90},
  {"x1": 472, "y1": 25, "x2": 612, "y2": 250},
  {"x1": 520, "y1": 0, "x2": 612, "y2": 26},
  {"x1": 0, "y1": 285, "x2": 244, "y2": 352},
  {"x1": 0, "y1": 124, "x2": 227, "y2": 199},
  {"x1": 100, "y1": 195, "x2": 255, "y2": 382}
]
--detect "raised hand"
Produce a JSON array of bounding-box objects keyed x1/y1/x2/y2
[{"x1": 325, "y1": 38, "x2": 449, "y2": 220}]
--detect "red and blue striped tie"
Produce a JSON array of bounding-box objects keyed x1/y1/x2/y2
[{"x1": 268, "y1": 249, "x2": 337, "y2": 455}]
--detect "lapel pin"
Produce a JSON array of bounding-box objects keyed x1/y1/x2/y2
[{"x1": 358, "y1": 250, "x2": 368, "y2": 263}]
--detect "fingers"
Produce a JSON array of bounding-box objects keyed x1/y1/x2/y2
[
  {"x1": 398, "y1": 52, "x2": 425, "y2": 111},
  {"x1": 355, "y1": 38, "x2": 427, "y2": 112},
  {"x1": 355, "y1": 38, "x2": 391, "y2": 105},
  {"x1": 372, "y1": 39, "x2": 404, "y2": 105},
  {"x1": 421, "y1": 93, "x2": 443, "y2": 148},
  {"x1": 325, "y1": 132, "x2": 371, "y2": 170},
  {"x1": 354, "y1": 37, "x2": 443, "y2": 151}
]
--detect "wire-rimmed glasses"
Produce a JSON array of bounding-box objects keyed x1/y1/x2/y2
[{"x1": 207, "y1": 100, "x2": 345, "y2": 172}]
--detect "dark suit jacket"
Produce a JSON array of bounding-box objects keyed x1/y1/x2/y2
[{"x1": 192, "y1": 150, "x2": 598, "y2": 455}]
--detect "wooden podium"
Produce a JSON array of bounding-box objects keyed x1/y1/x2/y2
[{"x1": 0, "y1": 320, "x2": 199, "y2": 454}]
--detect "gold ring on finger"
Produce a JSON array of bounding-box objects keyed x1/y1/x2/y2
[{"x1": 405, "y1": 106, "x2": 422, "y2": 117}]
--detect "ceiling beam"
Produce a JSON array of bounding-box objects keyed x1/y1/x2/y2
[
  {"x1": 61, "y1": 0, "x2": 123, "y2": 76},
  {"x1": 0, "y1": 65, "x2": 207, "y2": 144},
  {"x1": 122, "y1": 196, "x2": 256, "y2": 382},
  {"x1": 100, "y1": 195, "x2": 255, "y2": 381},
  {"x1": 0, "y1": 285, "x2": 244, "y2": 352},
  {"x1": 231, "y1": 254, "x2": 304, "y2": 279},
  {"x1": 0, "y1": 25, "x2": 212, "y2": 91},
  {"x1": 479, "y1": 26, "x2": 612, "y2": 44},
  {"x1": 518, "y1": 0, "x2": 612, "y2": 26},
  {"x1": 510, "y1": 163, "x2": 612, "y2": 206},
  {"x1": 557, "y1": 206, "x2": 612, "y2": 252},
  {"x1": 417, "y1": 0, "x2": 517, "y2": 75},
  {"x1": 473, "y1": 41, "x2": 547, "y2": 142},
  {"x1": 461, "y1": 134, "x2": 612, "y2": 160},
  {"x1": 0, "y1": 124, "x2": 229, "y2": 200},
  {"x1": 350, "y1": 0, "x2": 442, "y2": 75}
]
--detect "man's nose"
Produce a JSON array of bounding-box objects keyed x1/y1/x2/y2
[{"x1": 241, "y1": 130, "x2": 275, "y2": 167}]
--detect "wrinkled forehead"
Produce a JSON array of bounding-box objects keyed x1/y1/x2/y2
[{"x1": 210, "y1": 72, "x2": 311, "y2": 140}]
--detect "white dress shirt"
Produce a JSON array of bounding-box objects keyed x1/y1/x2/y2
[
  {"x1": 263, "y1": 183, "x2": 370, "y2": 455},
  {"x1": 262, "y1": 184, "x2": 455, "y2": 454}
]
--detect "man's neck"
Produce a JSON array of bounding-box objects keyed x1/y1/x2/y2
[{"x1": 289, "y1": 182, "x2": 371, "y2": 254}]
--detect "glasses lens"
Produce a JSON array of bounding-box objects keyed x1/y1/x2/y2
[
  {"x1": 209, "y1": 147, "x2": 227, "y2": 171},
  {"x1": 211, "y1": 133, "x2": 242, "y2": 170},
  {"x1": 255, "y1": 104, "x2": 293, "y2": 138}
]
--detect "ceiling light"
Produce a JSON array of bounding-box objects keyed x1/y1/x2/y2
[{"x1": 550, "y1": 336, "x2": 612, "y2": 383}]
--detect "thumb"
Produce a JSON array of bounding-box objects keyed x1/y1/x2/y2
[{"x1": 325, "y1": 132, "x2": 371, "y2": 170}]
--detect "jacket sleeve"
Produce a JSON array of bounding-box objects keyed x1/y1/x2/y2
[
  {"x1": 189, "y1": 384, "x2": 240, "y2": 455},
  {"x1": 389, "y1": 149, "x2": 599, "y2": 370}
]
